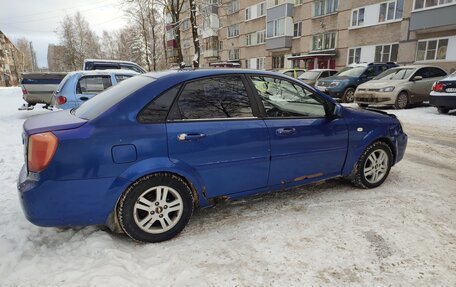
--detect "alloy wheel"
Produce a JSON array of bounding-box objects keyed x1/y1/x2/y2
[{"x1": 363, "y1": 149, "x2": 389, "y2": 184}]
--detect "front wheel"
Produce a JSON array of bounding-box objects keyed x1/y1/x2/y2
[
  {"x1": 350, "y1": 142, "x2": 393, "y2": 189},
  {"x1": 117, "y1": 173, "x2": 194, "y2": 243},
  {"x1": 394, "y1": 92, "x2": 409, "y2": 109}
]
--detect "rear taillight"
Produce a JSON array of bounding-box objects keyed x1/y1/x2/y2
[
  {"x1": 28, "y1": 132, "x2": 58, "y2": 173},
  {"x1": 21, "y1": 86, "x2": 28, "y2": 95},
  {"x1": 56, "y1": 95, "x2": 67, "y2": 105},
  {"x1": 432, "y1": 82, "x2": 445, "y2": 92}
]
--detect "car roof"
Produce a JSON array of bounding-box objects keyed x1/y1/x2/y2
[
  {"x1": 68, "y1": 69, "x2": 139, "y2": 76},
  {"x1": 305, "y1": 69, "x2": 337, "y2": 72},
  {"x1": 84, "y1": 59, "x2": 139, "y2": 65},
  {"x1": 142, "y1": 69, "x2": 296, "y2": 80},
  {"x1": 388, "y1": 64, "x2": 444, "y2": 70}
]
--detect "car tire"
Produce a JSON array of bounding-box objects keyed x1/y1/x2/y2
[
  {"x1": 350, "y1": 141, "x2": 393, "y2": 189},
  {"x1": 117, "y1": 173, "x2": 194, "y2": 243},
  {"x1": 437, "y1": 107, "x2": 449, "y2": 114},
  {"x1": 358, "y1": 103, "x2": 369, "y2": 109},
  {"x1": 394, "y1": 92, "x2": 409, "y2": 109},
  {"x1": 342, "y1": 87, "x2": 355, "y2": 103}
]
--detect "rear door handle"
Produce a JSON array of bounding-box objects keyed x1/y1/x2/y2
[
  {"x1": 177, "y1": 133, "x2": 206, "y2": 141},
  {"x1": 276, "y1": 128, "x2": 296, "y2": 136}
]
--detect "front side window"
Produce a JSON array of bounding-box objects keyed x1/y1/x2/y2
[
  {"x1": 250, "y1": 76, "x2": 327, "y2": 118},
  {"x1": 77, "y1": 76, "x2": 112, "y2": 94},
  {"x1": 169, "y1": 76, "x2": 254, "y2": 120}
]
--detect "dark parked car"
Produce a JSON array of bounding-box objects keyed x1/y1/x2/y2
[
  {"x1": 315, "y1": 62, "x2": 398, "y2": 102},
  {"x1": 18, "y1": 69, "x2": 407, "y2": 243},
  {"x1": 430, "y1": 72, "x2": 456, "y2": 114}
]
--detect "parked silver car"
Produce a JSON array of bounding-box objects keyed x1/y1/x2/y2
[
  {"x1": 298, "y1": 69, "x2": 338, "y2": 86},
  {"x1": 354, "y1": 65, "x2": 447, "y2": 109}
]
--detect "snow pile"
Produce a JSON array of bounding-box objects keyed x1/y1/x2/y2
[{"x1": 0, "y1": 88, "x2": 455, "y2": 286}]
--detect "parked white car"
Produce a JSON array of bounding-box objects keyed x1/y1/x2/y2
[
  {"x1": 430, "y1": 71, "x2": 456, "y2": 114},
  {"x1": 354, "y1": 65, "x2": 447, "y2": 109}
]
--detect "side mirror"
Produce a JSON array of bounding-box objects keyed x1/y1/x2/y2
[
  {"x1": 328, "y1": 103, "x2": 343, "y2": 119},
  {"x1": 412, "y1": 75, "x2": 423, "y2": 81}
]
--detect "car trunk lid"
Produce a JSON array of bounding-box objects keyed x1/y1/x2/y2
[{"x1": 23, "y1": 109, "x2": 87, "y2": 136}]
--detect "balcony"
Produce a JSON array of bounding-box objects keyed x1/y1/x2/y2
[
  {"x1": 203, "y1": 49, "x2": 218, "y2": 58},
  {"x1": 266, "y1": 36, "x2": 292, "y2": 51},
  {"x1": 410, "y1": 4, "x2": 456, "y2": 32},
  {"x1": 266, "y1": 0, "x2": 293, "y2": 20}
]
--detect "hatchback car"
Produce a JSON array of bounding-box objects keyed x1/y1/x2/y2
[
  {"x1": 18, "y1": 69, "x2": 407, "y2": 243},
  {"x1": 430, "y1": 72, "x2": 456, "y2": 114},
  {"x1": 52, "y1": 70, "x2": 138, "y2": 109},
  {"x1": 315, "y1": 62, "x2": 398, "y2": 102},
  {"x1": 354, "y1": 65, "x2": 447, "y2": 109},
  {"x1": 298, "y1": 69, "x2": 338, "y2": 86}
]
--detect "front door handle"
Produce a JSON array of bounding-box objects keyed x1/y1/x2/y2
[
  {"x1": 177, "y1": 133, "x2": 206, "y2": 141},
  {"x1": 276, "y1": 128, "x2": 296, "y2": 136},
  {"x1": 80, "y1": 96, "x2": 89, "y2": 101}
]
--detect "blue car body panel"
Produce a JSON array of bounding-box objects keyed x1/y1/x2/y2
[{"x1": 18, "y1": 69, "x2": 407, "y2": 227}]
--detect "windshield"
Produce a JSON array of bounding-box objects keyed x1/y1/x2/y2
[
  {"x1": 336, "y1": 67, "x2": 366, "y2": 77},
  {"x1": 374, "y1": 68, "x2": 415, "y2": 80},
  {"x1": 75, "y1": 75, "x2": 154, "y2": 120},
  {"x1": 298, "y1": 71, "x2": 320, "y2": 80}
]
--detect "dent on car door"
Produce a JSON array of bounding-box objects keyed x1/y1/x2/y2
[
  {"x1": 166, "y1": 75, "x2": 270, "y2": 198},
  {"x1": 248, "y1": 75, "x2": 348, "y2": 186},
  {"x1": 76, "y1": 76, "x2": 112, "y2": 103}
]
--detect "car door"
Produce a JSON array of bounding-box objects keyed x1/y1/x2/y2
[
  {"x1": 422, "y1": 68, "x2": 448, "y2": 101},
  {"x1": 248, "y1": 75, "x2": 348, "y2": 186},
  {"x1": 75, "y1": 75, "x2": 112, "y2": 104},
  {"x1": 166, "y1": 75, "x2": 270, "y2": 198}
]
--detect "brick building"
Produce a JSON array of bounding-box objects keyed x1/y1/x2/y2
[
  {"x1": 0, "y1": 31, "x2": 23, "y2": 87},
  {"x1": 166, "y1": 0, "x2": 456, "y2": 72}
]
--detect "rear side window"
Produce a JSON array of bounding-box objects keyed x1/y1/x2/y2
[
  {"x1": 428, "y1": 67, "x2": 447, "y2": 78},
  {"x1": 138, "y1": 85, "x2": 181, "y2": 123},
  {"x1": 77, "y1": 76, "x2": 112, "y2": 94},
  {"x1": 284, "y1": 71, "x2": 294, "y2": 77},
  {"x1": 168, "y1": 76, "x2": 254, "y2": 120},
  {"x1": 116, "y1": 74, "x2": 133, "y2": 82}
]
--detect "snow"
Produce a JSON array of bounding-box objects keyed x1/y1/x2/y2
[{"x1": 0, "y1": 87, "x2": 455, "y2": 286}]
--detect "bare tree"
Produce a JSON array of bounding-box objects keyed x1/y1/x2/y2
[
  {"x1": 14, "y1": 38, "x2": 34, "y2": 72},
  {"x1": 57, "y1": 12, "x2": 100, "y2": 70},
  {"x1": 189, "y1": 0, "x2": 200, "y2": 68}
]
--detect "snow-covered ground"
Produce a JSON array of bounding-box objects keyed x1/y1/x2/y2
[{"x1": 0, "y1": 87, "x2": 455, "y2": 286}]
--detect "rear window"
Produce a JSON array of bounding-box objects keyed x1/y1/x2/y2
[{"x1": 75, "y1": 75, "x2": 155, "y2": 120}]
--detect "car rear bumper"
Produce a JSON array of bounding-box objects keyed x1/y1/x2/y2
[
  {"x1": 429, "y1": 93, "x2": 456, "y2": 109},
  {"x1": 354, "y1": 91, "x2": 396, "y2": 105},
  {"x1": 17, "y1": 165, "x2": 129, "y2": 227}
]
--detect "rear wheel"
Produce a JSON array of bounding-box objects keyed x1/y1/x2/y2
[
  {"x1": 117, "y1": 173, "x2": 194, "y2": 243},
  {"x1": 342, "y1": 87, "x2": 355, "y2": 103},
  {"x1": 437, "y1": 107, "x2": 449, "y2": 114},
  {"x1": 394, "y1": 92, "x2": 409, "y2": 109},
  {"x1": 358, "y1": 103, "x2": 369, "y2": 109},
  {"x1": 350, "y1": 142, "x2": 393, "y2": 189}
]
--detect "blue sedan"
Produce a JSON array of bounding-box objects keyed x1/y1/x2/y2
[{"x1": 18, "y1": 69, "x2": 407, "y2": 242}]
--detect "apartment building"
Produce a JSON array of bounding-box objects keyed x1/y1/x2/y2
[
  {"x1": 0, "y1": 31, "x2": 23, "y2": 87},
  {"x1": 167, "y1": 0, "x2": 456, "y2": 72}
]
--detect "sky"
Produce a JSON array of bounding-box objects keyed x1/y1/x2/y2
[{"x1": 0, "y1": 0, "x2": 127, "y2": 68}]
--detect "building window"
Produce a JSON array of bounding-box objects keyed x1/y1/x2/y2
[
  {"x1": 257, "y1": 57, "x2": 265, "y2": 70},
  {"x1": 245, "y1": 7, "x2": 251, "y2": 20},
  {"x1": 272, "y1": 55, "x2": 285, "y2": 69},
  {"x1": 314, "y1": 0, "x2": 339, "y2": 17},
  {"x1": 227, "y1": 0, "x2": 240, "y2": 14},
  {"x1": 227, "y1": 24, "x2": 240, "y2": 38},
  {"x1": 374, "y1": 43, "x2": 399, "y2": 62},
  {"x1": 379, "y1": 0, "x2": 404, "y2": 22},
  {"x1": 312, "y1": 32, "x2": 336, "y2": 51},
  {"x1": 348, "y1": 48, "x2": 361, "y2": 64},
  {"x1": 267, "y1": 18, "x2": 285, "y2": 38},
  {"x1": 229, "y1": 48, "x2": 240, "y2": 60},
  {"x1": 258, "y1": 30, "x2": 266, "y2": 44},
  {"x1": 293, "y1": 22, "x2": 302, "y2": 37},
  {"x1": 351, "y1": 8, "x2": 365, "y2": 26},
  {"x1": 414, "y1": 0, "x2": 454, "y2": 10},
  {"x1": 258, "y1": 2, "x2": 266, "y2": 16},
  {"x1": 295, "y1": 0, "x2": 304, "y2": 5},
  {"x1": 416, "y1": 38, "x2": 448, "y2": 61}
]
